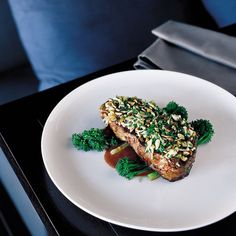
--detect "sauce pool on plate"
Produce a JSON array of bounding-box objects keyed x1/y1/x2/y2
[
  {"x1": 104, "y1": 143, "x2": 152, "y2": 176},
  {"x1": 104, "y1": 144, "x2": 138, "y2": 168}
]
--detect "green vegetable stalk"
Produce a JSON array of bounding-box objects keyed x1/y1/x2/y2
[
  {"x1": 115, "y1": 157, "x2": 159, "y2": 180},
  {"x1": 147, "y1": 171, "x2": 160, "y2": 181}
]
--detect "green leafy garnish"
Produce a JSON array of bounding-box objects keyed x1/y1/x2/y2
[
  {"x1": 191, "y1": 119, "x2": 214, "y2": 145},
  {"x1": 115, "y1": 157, "x2": 159, "y2": 180},
  {"x1": 115, "y1": 157, "x2": 150, "y2": 180},
  {"x1": 163, "y1": 101, "x2": 188, "y2": 120},
  {"x1": 72, "y1": 128, "x2": 119, "y2": 151}
]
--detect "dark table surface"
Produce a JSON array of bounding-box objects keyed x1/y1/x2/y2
[{"x1": 0, "y1": 58, "x2": 235, "y2": 235}]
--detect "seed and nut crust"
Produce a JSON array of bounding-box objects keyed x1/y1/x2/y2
[{"x1": 100, "y1": 96, "x2": 198, "y2": 181}]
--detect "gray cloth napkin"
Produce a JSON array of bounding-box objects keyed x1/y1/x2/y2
[{"x1": 134, "y1": 20, "x2": 236, "y2": 95}]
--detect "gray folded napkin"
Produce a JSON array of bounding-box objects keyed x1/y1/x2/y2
[{"x1": 134, "y1": 20, "x2": 236, "y2": 95}]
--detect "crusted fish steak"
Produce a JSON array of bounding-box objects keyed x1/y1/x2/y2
[{"x1": 100, "y1": 96, "x2": 198, "y2": 181}]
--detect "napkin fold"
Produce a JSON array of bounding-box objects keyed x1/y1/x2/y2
[{"x1": 134, "y1": 20, "x2": 236, "y2": 95}]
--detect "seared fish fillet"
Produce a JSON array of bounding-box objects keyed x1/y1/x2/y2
[{"x1": 100, "y1": 96, "x2": 198, "y2": 181}]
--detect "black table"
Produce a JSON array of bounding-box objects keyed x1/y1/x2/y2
[{"x1": 0, "y1": 59, "x2": 235, "y2": 235}]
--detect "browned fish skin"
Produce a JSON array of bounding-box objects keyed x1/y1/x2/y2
[{"x1": 100, "y1": 96, "x2": 198, "y2": 182}]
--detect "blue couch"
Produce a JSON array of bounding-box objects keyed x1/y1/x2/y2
[{"x1": 0, "y1": 0, "x2": 218, "y2": 104}]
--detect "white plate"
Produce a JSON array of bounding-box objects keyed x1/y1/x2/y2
[{"x1": 41, "y1": 70, "x2": 236, "y2": 232}]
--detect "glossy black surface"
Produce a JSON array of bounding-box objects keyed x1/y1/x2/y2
[
  {"x1": 0, "y1": 181, "x2": 30, "y2": 236},
  {"x1": 0, "y1": 59, "x2": 235, "y2": 235}
]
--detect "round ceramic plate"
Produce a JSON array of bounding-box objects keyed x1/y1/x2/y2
[{"x1": 41, "y1": 70, "x2": 236, "y2": 232}]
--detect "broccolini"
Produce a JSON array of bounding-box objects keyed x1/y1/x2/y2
[
  {"x1": 191, "y1": 119, "x2": 214, "y2": 145},
  {"x1": 115, "y1": 157, "x2": 159, "y2": 180},
  {"x1": 163, "y1": 101, "x2": 188, "y2": 120},
  {"x1": 72, "y1": 128, "x2": 119, "y2": 151}
]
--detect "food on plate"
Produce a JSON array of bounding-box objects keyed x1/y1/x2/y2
[
  {"x1": 72, "y1": 96, "x2": 214, "y2": 182},
  {"x1": 115, "y1": 157, "x2": 160, "y2": 180},
  {"x1": 72, "y1": 127, "x2": 119, "y2": 151},
  {"x1": 100, "y1": 96, "x2": 213, "y2": 181},
  {"x1": 191, "y1": 119, "x2": 214, "y2": 145}
]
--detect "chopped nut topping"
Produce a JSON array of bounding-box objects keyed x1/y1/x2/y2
[{"x1": 102, "y1": 96, "x2": 197, "y2": 160}]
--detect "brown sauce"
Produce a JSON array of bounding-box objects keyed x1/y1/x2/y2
[
  {"x1": 104, "y1": 144, "x2": 138, "y2": 168},
  {"x1": 104, "y1": 144, "x2": 153, "y2": 176}
]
